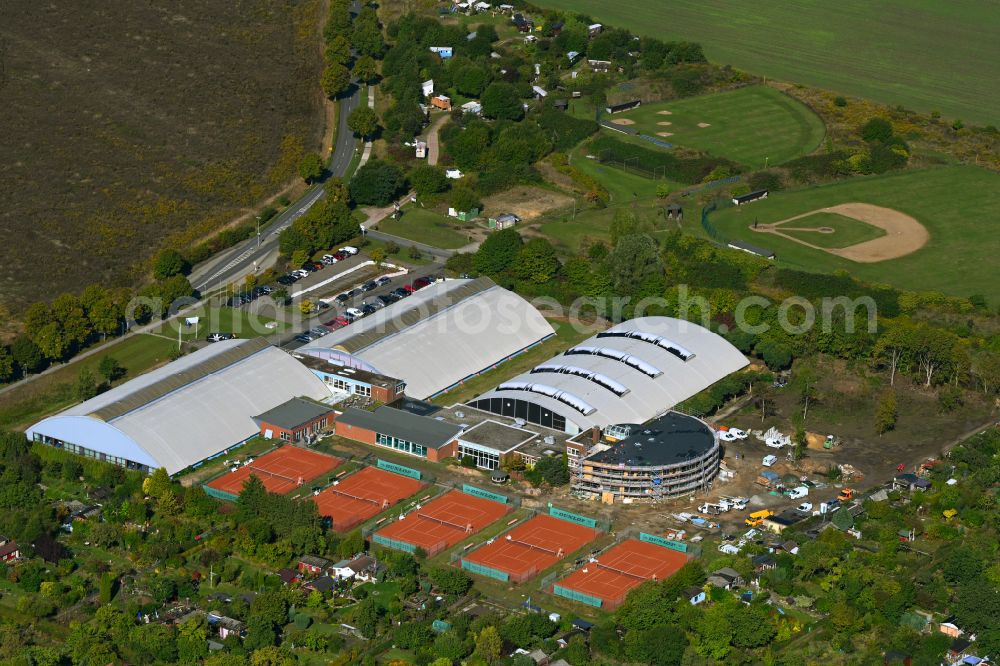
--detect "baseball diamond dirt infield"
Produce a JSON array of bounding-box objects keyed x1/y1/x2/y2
[
  {"x1": 752, "y1": 203, "x2": 929, "y2": 262},
  {"x1": 461, "y1": 514, "x2": 598, "y2": 583},
  {"x1": 553, "y1": 539, "x2": 688, "y2": 609},
  {"x1": 312, "y1": 466, "x2": 426, "y2": 532},
  {"x1": 206, "y1": 447, "x2": 343, "y2": 497},
  {"x1": 373, "y1": 490, "x2": 511, "y2": 557}
]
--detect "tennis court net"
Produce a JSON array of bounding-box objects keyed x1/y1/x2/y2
[
  {"x1": 505, "y1": 535, "x2": 562, "y2": 557},
  {"x1": 417, "y1": 513, "x2": 472, "y2": 533},
  {"x1": 594, "y1": 561, "x2": 649, "y2": 582},
  {"x1": 328, "y1": 487, "x2": 381, "y2": 506},
  {"x1": 246, "y1": 466, "x2": 301, "y2": 485}
]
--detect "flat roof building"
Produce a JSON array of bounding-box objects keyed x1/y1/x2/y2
[
  {"x1": 335, "y1": 405, "x2": 463, "y2": 462},
  {"x1": 253, "y1": 397, "x2": 336, "y2": 443}
]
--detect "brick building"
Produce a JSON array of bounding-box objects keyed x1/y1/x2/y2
[{"x1": 253, "y1": 397, "x2": 337, "y2": 443}]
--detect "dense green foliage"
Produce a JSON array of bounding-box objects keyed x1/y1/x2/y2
[{"x1": 590, "y1": 135, "x2": 740, "y2": 184}]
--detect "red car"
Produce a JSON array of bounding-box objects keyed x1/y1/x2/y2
[
  {"x1": 403, "y1": 284, "x2": 415, "y2": 293},
  {"x1": 325, "y1": 316, "x2": 349, "y2": 329},
  {"x1": 413, "y1": 276, "x2": 432, "y2": 290}
]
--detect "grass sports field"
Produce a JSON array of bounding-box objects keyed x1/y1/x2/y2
[
  {"x1": 534, "y1": 0, "x2": 1000, "y2": 125},
  {"x1": 707, "y1": 166, "x2": 1000, "y2": 302},
  {"x1": 775, "y1": 212, "x2": 886, "y2": 249},
  {"x1": 377, "y1": 207, "x2": 470, "y2": 249},
  {"x1": 608, "y1": 87, "x2": 824, "y2": 167}
]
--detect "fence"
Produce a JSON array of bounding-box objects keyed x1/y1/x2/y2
[
  {"x1": 202, "y1": 485, "x2": 238, "y2": 502},
  {"x1": 461, "y1": 559, "x2": 510, "y2": 583},
  {"x1": 377, "y1": 458, "x2": 422, "y2": 480},
  {"x1": 701, "y1": 202, "x2": 723, "y2": 242},
  {"x1": 371, "y1": 534, "x2": 416, "y2": 554},
  {"x1": 548, "y1": 505, "x2": 607, "y2": 531},
  {"x1": 639, "y1": 134, "x2": 674, "y2": 149},
  {"x1": 639, "y1": 531, "x2": 689, "y2": 553},
  {"x1": 552, "y1": 584, "x2": 603, "y2": 608},
  {"x1": 461, "y1": 484, "x2": 509, "y2": 505}
]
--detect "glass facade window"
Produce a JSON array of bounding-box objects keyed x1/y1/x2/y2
[
  {"x1": 327, "y1": 378, "x2": 350, "y2": 392},
  {"x1": 32, "y1": 432, "x2": 151, "y2": 474},
  {"x1": 470, "y1": 398, "x2": 567, "y2": 432},
  {"x1": 354, "y1": 384, "x2": 371, "y2": 397},
  {"x1": 376, "y1": 433, "x2": 427, "y2": 458},
  {"x1": 458, "y1": 443, "x2": 499, "y2": 470}
]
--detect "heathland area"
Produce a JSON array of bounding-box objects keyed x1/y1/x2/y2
[
  {"x1": 533, "y1": 0, "x2": 1000, "y2": 126},
  {"x1": 0, "y1": 0, "x2": 325, "y2": 311}
]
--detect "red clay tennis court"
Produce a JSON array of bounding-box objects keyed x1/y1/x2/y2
[
  {"x1": 554, "y1": 539, "x2": 689, "y2": 609},
  {"x1": 372, "y1": 490, "x2": 510, "y2": 557},
  {"x1": 206, "y1": 447, "x2": 342, "y2": 498},
  {"x1": 312, "y1": 467, "x2": 426, "y2": 532},
  {"x1": 462, "y1": 514, "x2": 598, "y2": 583}
]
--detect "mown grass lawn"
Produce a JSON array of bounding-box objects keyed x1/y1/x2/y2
[
  {"x1": 611, "y1": 86, "x2": 825, "y2": 167},
  {"x1": 705, "y1": 166, "x2": 1000, "y2": 303},
  {"x1": 377, "y1": 207, "x2": 471, "y2": 249},
  {"x1": 531, "y1": 0, "x2": 1000, "y2": 125},
  {"x1": 153, "y1": 306, "x2": 288, "y2": 342}
]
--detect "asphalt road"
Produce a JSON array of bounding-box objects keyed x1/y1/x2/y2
[{"x1": 191, "y1": 84, "x2": 362, "y2": 293}]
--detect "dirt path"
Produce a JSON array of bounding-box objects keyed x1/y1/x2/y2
[
  {"x1": 753, "y1": 202, "x2": 929, "y2": 263},
  {"x1": 426, "y1": 113, "x2": 448, "y2": 166}
]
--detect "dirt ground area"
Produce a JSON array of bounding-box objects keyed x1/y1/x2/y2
[
  {"x1": 481, "y1": 186, "x2": 575, "y2": 221},
  {"x1": 754, "y1": 202, "x2": 929, "y2": 262},
  {"x1": 611, "y1": 118, "x2": 636, "y2": 125}
]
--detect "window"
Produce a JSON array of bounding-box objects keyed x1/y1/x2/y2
[
  {"x1": 458, "y1": 443, "x2": 499, "y2": 470},
  {"x1": 376, "y1": 433, "x2": 426, "y2": 458},
  {"x1": 280, "y1": 431, "x2": 290, "y2": 442},
  {"x1": 354, "y1": 384, "x2": 371, "y2": 397},
  {"x1": 327, "y1": 377, "x2": 351, "y2": 392}
]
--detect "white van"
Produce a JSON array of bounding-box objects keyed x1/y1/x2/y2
[
  {"x1": 788, "y1": 486, "x2": 809, "y2": 500},
  {"x1": 762, "y1": 454, "x2": 778, "y2": 467}
]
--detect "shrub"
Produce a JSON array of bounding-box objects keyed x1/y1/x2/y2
[{"x1": 589, "y1": 136, "x2": 739, "y2": 185}]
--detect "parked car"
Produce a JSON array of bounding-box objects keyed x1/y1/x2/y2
[
  {"x1": 321, "y1": 254, "x2": 337, "y2": 264},
  {"x1": 376, "y1": 276, "x2": 392, "y2": 286},
  {"x1": 762, "y1": 455, "x2": 778, "y2": 467},
  {"x1": 276, "y1": 275, "x2": 295, "y2": 285},
  {"x1": 377, "y1": 294, "x2": 397, "y2": 306},
  {"x1": 292, "y1": 269, "x2": 309, "y2": 279},
  {"x1": 392, "y1": 287, "x2": 410, "y2": 298},
  {"x1": 339, "y1": 246, "x2": 359, "y2": 256},
  {"x1": 361, "y1": 280, "x2": 378, "y2": 292},
  {"x1": 333, "y1": 250, "x2": 349, "y2": 261},
  {"x1": 334, "y1": 293, "x2": 350, "y2": 305},
  {"x1": 403, "y1": 284, "x2": 415, "y2": 293},
  {"x1": 360, "y1": 303, "x2": 379, "y2": 316},
  {"x1": 719, "y1": 430, "x2": 740, "y2": 442},
  {"x1": 205, "y1": 332, "x2": 235, "y2": 342},
  {"x1": 797, "y1": 502, "x2": 814, "y2": 513},
  {"x1": 729, "y1": 428, "x2": 748, "y2": 439},
  {"x1": 345, "y1": 307, "x2": 364, "y2": 319},
  {"x1": 413, "y1": 276, "x2": 432, "y2": 290},
  {"x1": 325, "y1": 316, "x2": 349, "y2": 329},
  {"x1": 347, "y1": 288, "x2": 363, "y2": 298},
  {"x1": 363, "y1": 299, "x2": 384, "y2": 310},
  {"x1": 310, "y1": 326, "x2": 331, "y2": 336}
]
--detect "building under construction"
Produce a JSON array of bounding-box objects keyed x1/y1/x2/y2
[{"x1": 573, "y1": 412, "x2": 720, "y2": 502}]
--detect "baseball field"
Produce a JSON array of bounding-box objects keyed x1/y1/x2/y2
[
  {"x1": 534, "y1": 0, "x2": 1000, "y2": 125},
  {"x1": 605, "y1": 86, "x2": 824, "y2": 167},
  {"x1": 707, "y1": 166, "x2": 1000, "y2": 302}
]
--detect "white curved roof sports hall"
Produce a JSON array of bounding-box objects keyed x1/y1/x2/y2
[
  {"x1": 468, "y1": 317, "x2": 748, "y2": 433},
  {"x1": 26, "y1": 338, "x2": 332, "y2": 474},
  {"x1": 299, "y1": 277, "x2": 555, "y2": 399}
]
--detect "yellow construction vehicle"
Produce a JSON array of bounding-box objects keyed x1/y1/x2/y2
[
  {"x1": 745, "y1": 509, "x2": 774, "y2": 527},
  {"x1": 837, "y1": 488, "x2": 855, "y2": 502}
]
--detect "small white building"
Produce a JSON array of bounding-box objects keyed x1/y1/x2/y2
[
  {"x1": 474, "y1": 2, "x2": 491, "y2": 13},
  {"x1": 498, "y1": 4, "x2": 514, "y2": 13},
  {"x1": 421, "y1": 79, "x2": 434, "y2": 98},
  {"x1": 588, "y1": 23, "x2": 603, "y2": 36},
  {"x1": 460, "y1": 100, "x2": 482, "y2": 115},
  {"x1": 445, "y1": 169, "x2": 464, "y2": 180},
  {"x1": 532, "y1": 85, "x2": 547, "y2": 98},
  {"x1": 414, "y1": 140, "x2": 427, "y2": 159},
  {"x1": 330, "y1": 556, "x2": 376, "y2": 582},
  {"x1": 524, "y1": 34, "x2": 537, "y2": 44},
  {"x1": 429, "y1": 46, "x2": 454, "y2": 59}
]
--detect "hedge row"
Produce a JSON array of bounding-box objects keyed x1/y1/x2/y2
[{"x1": 589, "y1": 136, "x2": 740, "y2": 184}]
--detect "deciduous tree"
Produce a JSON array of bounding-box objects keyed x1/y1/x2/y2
[
  {"x1": 298, "y1": 153, "x2": 324, "y2": 183},
  {"x1": 347, "y1": 107, "x2": 379, "y2": 139}
]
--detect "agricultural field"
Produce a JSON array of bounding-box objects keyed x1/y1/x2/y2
[
  {"x1": 533, "y1": 0, "x2": 1000, "y2": 125},
  {"x1": 706, "y1": 166, "x2": 1000, "y2": 302},
  {"x1": 0, "y1": 0, "x2": 325, "y2": 311},
  {"x1": 606, "y1": 86, "x2": 825, "y2": 167}
]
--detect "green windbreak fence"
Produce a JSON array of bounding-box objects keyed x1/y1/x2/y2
[
  {"x1": 461, "y1": 559, "x2": 509, "y2": 582},
  {"x1": 462, "y1": 484, "x2": 509, "y2": 505},
  {"x1": 377, "y1": 459, "x2": 422, "y2": 480},
  {"x1": 372, "y1": 534, "x2": 417, "y2": 554},
  {"x1": 549, "y1": 506, "x2": 598, "y2": 529},
  {"x1": 431, "y1": 619, "x2": 452, "y2": 633},
  {"x1": 640, "y1": 532, "x2": 689, "y2": 553},
  {"x1": 553, "y1": 585, "x2": 603, "y2": 608},
  {"x1": 202, "y1": 485, "x2": 238, "y2": 502}
]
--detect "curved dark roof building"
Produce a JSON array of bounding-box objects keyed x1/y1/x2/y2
[
  {"x1": 575, "y1": 412, "x2": 720, "y2": 501},
  {"x1": 468, "y1": 317, "x2": 748, "y2": 433}
]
